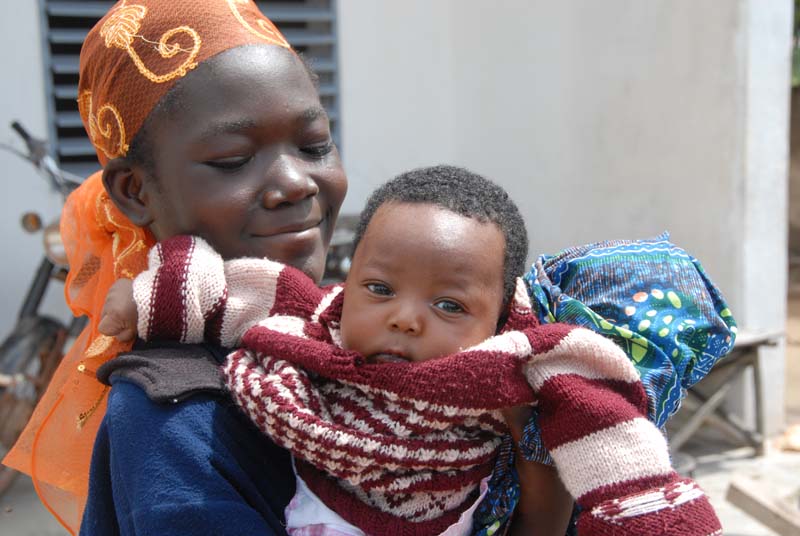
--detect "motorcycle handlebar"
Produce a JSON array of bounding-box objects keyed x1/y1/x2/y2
[
  {"x1": 6, "y1": 121, "x2": 83, "y2": 196},
  {"x1": 11, "y1": 121, "x2": 32, "y2": 144}
]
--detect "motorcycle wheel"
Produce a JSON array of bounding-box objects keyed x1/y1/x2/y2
[{"x1": 0, "y1": 316, "x2": 65, "y2": 498}]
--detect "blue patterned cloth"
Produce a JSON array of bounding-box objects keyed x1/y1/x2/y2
[
  {"x1": 525, "y1": 233, "x2": 737, "y2": 428},
  {"x1": 471, "y1": 234, "x2": 736, "y2": 535}
]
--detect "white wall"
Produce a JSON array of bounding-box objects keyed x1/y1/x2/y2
[
  {"x1": 339, "y1": 0, "x2": 791, "y2": 433},
  {"x1": 0, "y1": 3, "x2": 71, "y2": 338},
  {"x1": 449, "y1": 2, "x2": 745, "y2": 273},
  {"x1": 336, "y1": 0, "x2": 459, "y2": 214}
]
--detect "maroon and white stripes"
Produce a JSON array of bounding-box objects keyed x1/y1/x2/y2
[
  {"x1": 576, "y1": 478, "x2": 723, "y2": 536},
  {"x1": 134, "y1": 235, "x2": 227, "y2": 342},
  {"x1": 131, "y1": 236, "x2": 722, "y2": 535},
  {"x1": 525, "y1": 327, "x2": 721, "y2": 534}
]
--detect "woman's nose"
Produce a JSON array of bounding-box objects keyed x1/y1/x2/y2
[
  {"x1": 261, "y1": 155, "x2": 319, "y2": 209},
  {"x1": 388, "y1": 305, "x2": 423, "y2": 335}
]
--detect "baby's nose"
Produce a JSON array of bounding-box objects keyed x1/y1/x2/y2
[{"x1": 388, "y1": 306, "x2": 423, "y2": 335}]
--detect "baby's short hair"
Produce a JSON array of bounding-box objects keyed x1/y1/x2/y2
[{"x1": 353, "y1": 165, "x2": 529, "y2": 306}]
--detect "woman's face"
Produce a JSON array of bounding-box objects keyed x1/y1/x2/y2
[{"x1": 141, "y1": 45, "x2": 347, "y2": 283}]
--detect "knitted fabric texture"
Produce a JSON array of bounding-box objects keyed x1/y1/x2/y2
[{"x1": 134, "y1": 236, "x2": 722, "y2": 536}]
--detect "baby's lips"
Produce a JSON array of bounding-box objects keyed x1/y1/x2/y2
[{"x1": 368, "y1": 352, "x2": 410, "y2": 365}]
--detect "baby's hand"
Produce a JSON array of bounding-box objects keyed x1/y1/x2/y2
[
  {"x1": 501, "y1": 405, "x2": 531, "y2": 444},
  {"x1": 98, "y1": 279, "x2": 138, "y2": 342},
  {"x1": 502, "y1": 405, "x2": 573, "y2": 536}
]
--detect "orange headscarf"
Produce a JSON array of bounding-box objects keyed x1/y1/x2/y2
[{"x1": 3, "y1": 1, "x2": 290, "y2": 533}]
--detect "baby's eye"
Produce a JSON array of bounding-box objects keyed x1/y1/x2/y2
[
  {"x1": 365, "y1": 282, "x2": 393, "y2": 296},
  {"x1": 204, "y1": 155, "x2": 253, "y2": 171},
  {"x1": 434, "y1": 299, "x2": 465, "y2": 314}
]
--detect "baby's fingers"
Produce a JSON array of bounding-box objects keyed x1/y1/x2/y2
[
  {"x1": 99, "y1": 278, "x2": 138, "y2": 341},
  {"x1": 98, "y1": 312, "x2": 136, "y2": 342}
]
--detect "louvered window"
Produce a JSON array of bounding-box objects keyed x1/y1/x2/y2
[{"x1": 40, "y1": 0, "x2": 340, "y2": 177}]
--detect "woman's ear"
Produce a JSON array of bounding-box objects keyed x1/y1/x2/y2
[{"x1": 102, "y1": 158, "x2": 155, "y2": 227}]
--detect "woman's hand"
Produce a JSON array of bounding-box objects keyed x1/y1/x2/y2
[
  {"x1": 98, "y1": 278, "x2": 138, "y2": 342},
  {"x1": 501, "y1": 405, "x2": 574, "y2": 536}
]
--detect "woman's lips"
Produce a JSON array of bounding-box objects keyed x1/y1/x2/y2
[
  {"x1": 255, "y1": 218, "x2": 322, "y2": 237},
  {"x1": 250, "y1": 219, "x2": 324, "y2": 249}
]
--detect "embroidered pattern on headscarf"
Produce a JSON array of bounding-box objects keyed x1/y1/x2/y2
[
  {"x1": 225, "y1": 0, "x2": 291, "y2": 46},
  {"x1": 77, "y1": 91, "x2": 129, "y2": 160},
  {"x1": 100, "y1": 3, "x2": 202, "y2": 84}
]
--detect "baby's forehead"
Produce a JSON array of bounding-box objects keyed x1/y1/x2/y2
[
  {"x1": 357, "y1": 202, "x2": 506, "y2": 278},
  {"x1": 370, "y1": 200, "x2": 495, "y2": 230}
]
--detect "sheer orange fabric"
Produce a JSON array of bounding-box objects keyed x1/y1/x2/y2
[
  {"x1": 2, "y1": 1, "x2": 291, "y2": 533},
  {"x1": 3, "y1": 171, "x2": 154, "y2": 531}
]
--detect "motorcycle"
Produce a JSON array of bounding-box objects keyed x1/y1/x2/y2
[{"x1": 0, "y1": 121, "x2": 85, "y2": 497}]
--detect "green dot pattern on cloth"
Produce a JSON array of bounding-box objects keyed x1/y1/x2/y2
[{"x1": 524, "y1": 233, "x2": 737, "y2": 429}]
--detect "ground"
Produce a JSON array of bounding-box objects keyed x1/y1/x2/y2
[{"x1": 683, "y1": 278, "x2": 800, "y2": 535}]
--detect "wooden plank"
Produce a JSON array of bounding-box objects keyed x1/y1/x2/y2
[
  {"x1": 726, "y1": 478, "x2": 800, "y2": 536},
  {"x1": 733, "y1": 329, "x2": 783, "y2": 349}
]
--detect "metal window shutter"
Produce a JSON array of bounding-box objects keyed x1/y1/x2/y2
[{"x1": 40, "y1": 0, "x2": 340, "y2": 178}]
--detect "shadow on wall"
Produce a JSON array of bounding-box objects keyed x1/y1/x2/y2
[
  {"x1": 791, "y1": 88, "x2": 800, "y2": 264},
  {"x1": 792, "y1": 2, "x2": 800, "y2": 264}
]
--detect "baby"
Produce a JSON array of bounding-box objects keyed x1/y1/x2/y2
[{"x1": 101, "y1": 165, "x2": 721, "y2": 535}]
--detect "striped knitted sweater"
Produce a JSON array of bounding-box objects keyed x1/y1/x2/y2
[{"x1": 132, "y1": 236, "x2": 721, "y2": 536}]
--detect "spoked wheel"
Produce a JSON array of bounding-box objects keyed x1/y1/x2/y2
[{"x1": 0, "y1": 316, "x2": 65, "y2": 498}]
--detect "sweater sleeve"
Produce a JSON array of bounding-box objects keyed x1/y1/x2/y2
[
  {"x1": 523, "y1": 323, "x2": 722, "y2": 536},
  {"x1": 133, "y1": 235, "x2": 228, "y2": 344},
  {"x1": 132, "y1": 235, "x2": 304, "y2": 347}
]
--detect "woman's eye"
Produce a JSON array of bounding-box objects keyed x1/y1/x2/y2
[
  {"x1": 365, "y1": 282, "x2": 393, "y2": 296},
  {"x1": 434, "y1": 299, "x2": 465, "y2": 314},
  {"x1": 204, "y1": 156, "x2": 253, "y2": 171},
  {"x1": 302, "y1": 140, "x2": 334, "y2": 158}
]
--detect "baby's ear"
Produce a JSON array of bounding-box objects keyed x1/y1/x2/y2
[{"x1": 102, "y1": 158, "x2": 155, "y2": 227}]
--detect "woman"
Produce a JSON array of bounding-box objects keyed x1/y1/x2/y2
[{"x1": 5, "y1": 2, "x2": 345, "y2": 533}]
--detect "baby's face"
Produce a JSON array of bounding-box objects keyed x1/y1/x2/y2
[{"x1": 340, "y1": 202, "x2": 506, "y2": 364}]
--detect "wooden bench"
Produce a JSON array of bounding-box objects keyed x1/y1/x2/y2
[{"x1": 669, "y1": 329, "x2": 782, "y2": 457}]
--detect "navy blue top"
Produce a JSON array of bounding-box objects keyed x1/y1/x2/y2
[{"x1": 80, "y1": 346, "x2": 295, "y2": 535}]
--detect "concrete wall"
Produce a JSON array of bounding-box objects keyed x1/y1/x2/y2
[
  {"x1": 338, "y1": 1, "x2": 747, "y2": 280},
  {"x1": 338, "y1": 0, "x2": 792, "y2": 432},
  {"x1": 737, "y1": 0, "x2": 791, "y2": 433},
  {"x1": 336, "y1": 0, "x2": 459, "y2": 211},
  {"x1": 0, "y1": 3, "x2": 71, "y2": 338}
]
